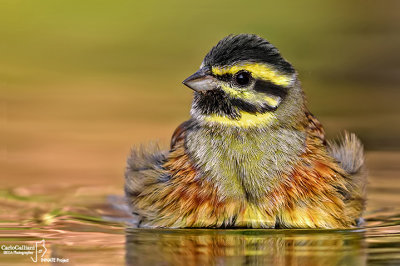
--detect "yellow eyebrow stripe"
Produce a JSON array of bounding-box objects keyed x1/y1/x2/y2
[
  {"x1": 203, "y1": 111, "x2": 276, "y2": 128},
  {"x1": 212, "y1": 63, "x2": 293, "y2": 87}
]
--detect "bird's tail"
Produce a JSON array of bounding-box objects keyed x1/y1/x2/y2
[
  {"x1": 327, "y1": 132, "x2": 365, "y2": 175},
  {"x1": 327, "y1": 132, "x2": 367, "y2": 223},
  {"x1": 124, "y1": 143, "x2": 167, "y2": 199}
]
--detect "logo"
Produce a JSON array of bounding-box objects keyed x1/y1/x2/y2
[
  {"x1": 31, "y1": 240, "x2": 47, "y2": 263},
  {"x1": 1, "y1": 239, "x2": 69, "y2": 263}
]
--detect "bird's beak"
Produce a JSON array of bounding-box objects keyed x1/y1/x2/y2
[{"x1": 182, "y1": 68, "x2": 217, "y2": 92}]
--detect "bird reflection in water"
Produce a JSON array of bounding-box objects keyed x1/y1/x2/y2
[{"x1": 125, "y1": 229, "x2": 366, "y2": 266}]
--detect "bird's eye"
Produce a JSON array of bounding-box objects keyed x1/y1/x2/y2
[{"x1": 234, "y1": 71, "x2": 252, "y2": 86}]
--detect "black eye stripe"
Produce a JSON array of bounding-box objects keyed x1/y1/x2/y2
[
  {"x1": 214, "y1": 72, "x2": 287, "y2": 98},
  {"x1": 214, "y1": 71, "x2": 254, "y2": 87},
  {"x1": 253, "y1": 79, "x2": 288, "y2": 99},
  {"x1": 214, "y1": 73, "x2": 232, "y2": 82}
]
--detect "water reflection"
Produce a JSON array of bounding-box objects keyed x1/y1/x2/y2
[{"x1": 125, "y1": 229, "x2": 366, "y2": 266}]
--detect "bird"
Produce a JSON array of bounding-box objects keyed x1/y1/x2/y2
[{"x1": 124, "y1": 34, "x2": 366, "y2": 229}]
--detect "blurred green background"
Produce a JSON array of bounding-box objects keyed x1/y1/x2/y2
[{"x1": 0, "y1": 0, "x2": 399, "y2": 187}]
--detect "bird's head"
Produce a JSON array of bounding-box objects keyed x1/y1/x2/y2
[{"x1": 183, "y1": 34, "x2": 306, "y2": 129}]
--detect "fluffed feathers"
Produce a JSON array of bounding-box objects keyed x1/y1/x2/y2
[
  {"x1": 328, "y1": 132, "x2": 365, "y2": 175},
  {"x1": 328, "y1": 132, "x2": 367, "y2": 225},
  {"x1": 124, "y1": 116, "x2": 366, "y2": 228}
]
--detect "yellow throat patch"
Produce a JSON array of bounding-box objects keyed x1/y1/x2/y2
[{"x1": 204, "y1": 111, "x2": 275, "y2": 128}]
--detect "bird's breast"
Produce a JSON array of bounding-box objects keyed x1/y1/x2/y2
[{"x1": 185, "y1": 126, "x2": 306, "y2": 202}]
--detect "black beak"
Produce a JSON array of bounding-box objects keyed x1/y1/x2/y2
[{"x1": 182, "y1": 68, "x2": 217, "y2": 92}]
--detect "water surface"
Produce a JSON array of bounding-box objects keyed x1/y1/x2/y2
[{"x1": 0, "y1": 152, "x2": 399, "y2": 265}]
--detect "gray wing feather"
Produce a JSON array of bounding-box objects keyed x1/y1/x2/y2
[
  {"x1": 327, "y1": 132, "x2": 365, "y2": 175},
  {"x1": 327, "y1": 132, "x2": 367, "y2": 206},
  {"x1": 124, "y1": 143, "x2": 167, "y2": 198}
]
